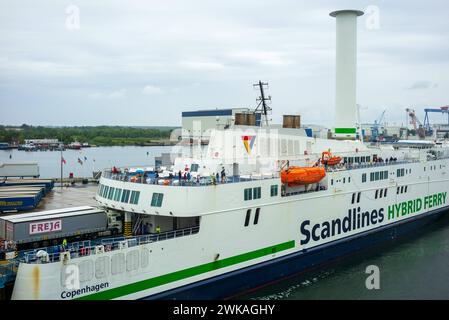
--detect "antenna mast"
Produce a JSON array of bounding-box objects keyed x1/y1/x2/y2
[{"x1": 253, "y1": 80, "x2": 272, "y2": 126}]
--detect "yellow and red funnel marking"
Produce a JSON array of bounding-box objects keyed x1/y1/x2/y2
[{"x1": 242, "y1": 135, "x2": 256, "y2": 154}]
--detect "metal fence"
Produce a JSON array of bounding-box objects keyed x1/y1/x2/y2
[{"x1": 21, "y1": 226, "x2": 200, "y2": 264}]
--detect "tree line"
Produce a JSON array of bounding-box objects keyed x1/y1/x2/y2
[{"x1": 0, "y1": 125, "x2": 175, "y2": 146}]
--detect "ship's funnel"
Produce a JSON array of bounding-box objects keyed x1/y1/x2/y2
[{"x1": 330, "y1": 9, "x2": 364, "y2": 139}]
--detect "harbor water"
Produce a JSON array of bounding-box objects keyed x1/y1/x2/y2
[
  {"x1": 0, "y1": 146, "x2": 173, "y2": 179},
  {"x1": 238, "y1": 213, "x2": 449, "y2": 300},
  {"x1": 2, "y1": 146, "x2": 449, "y2": 299}
]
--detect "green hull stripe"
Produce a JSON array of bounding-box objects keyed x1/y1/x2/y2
[
  {"x1": 77, "y1": 240, "x2": 295, "y2": 300},
  {"x1": 334, "y1": 128, "x2": 356, "y2": 134}
]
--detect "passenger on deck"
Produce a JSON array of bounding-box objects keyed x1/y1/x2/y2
[
  {"x1": 156, "y1": 226, "x2": 161, "y2": 234},
  {"x1": 221, "y1": 167, "x2": 226, "y2": 183},
  {"x1": 62, "y1": 238, "x2": 68, "y2": 251},
  {"x1": 144, "y1": 223, "x2": 150, "y2": 234},
  {"x1": 216, "y1": 172, "x2": 220, "y2": 183}
]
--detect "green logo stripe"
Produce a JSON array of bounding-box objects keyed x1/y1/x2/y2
[
  {"x1": 77, "y1": 240, "x2": 295, "y2": 300},
  {"x1": 334, "y1": 128, "x2": 356, "y2": 134}
]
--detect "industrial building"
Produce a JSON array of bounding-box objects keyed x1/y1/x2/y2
[{"x1": 181, "y1": 108, "x2": 261, "y2": 143}]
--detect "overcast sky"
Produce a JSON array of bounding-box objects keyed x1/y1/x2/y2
[{"x1": 0, "y1": 0, "x2": 448, "y2": 127}]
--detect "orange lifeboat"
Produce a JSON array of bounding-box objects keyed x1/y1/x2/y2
[
  {"x1": 322, "y1": 151, "x2": 341, "y2": 166},
  {"x1": 281, "y1": 166, "x2": 326, "y2": 186}
]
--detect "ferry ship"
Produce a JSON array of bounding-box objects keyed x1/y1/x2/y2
[{"x1": 9, "y1": 10, "x2": 449, "y2": 300}]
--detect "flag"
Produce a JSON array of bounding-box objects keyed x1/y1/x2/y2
[
  {"x1": 78, "y1": 158, "x2": 83, "y2": 165},
  {"x1": 61, "y1": 156, "x2": 66, "y2": 165}
]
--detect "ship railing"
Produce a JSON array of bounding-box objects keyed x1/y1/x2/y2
[
  {"x1": 326, "y1": 159, "x2": 421, "y2": 173},
  {"x1": 20, "y1": 226, "x2": 200, "y2": 264},
  {"x1": 100, "y1": 225, "x2": 200, "y2": 248},
  {"x1": 102, "y1": 170, "x2": 279, "y2": 186},
  {"x1": 20, "y1": 240, "x2": 93, "y2": 263}
]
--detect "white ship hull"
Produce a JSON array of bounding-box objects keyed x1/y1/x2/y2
[{"x1": 11, "y1": 157, "x2": 449, "y2": 300}]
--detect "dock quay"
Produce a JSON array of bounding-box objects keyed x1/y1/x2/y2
[{"x1": 52, "y1": 177, "x2": 99, "y2": 185}]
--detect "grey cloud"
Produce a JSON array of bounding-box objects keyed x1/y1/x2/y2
[
  {"x1": 0, "y1": 0, "x2": 448, "y2": 127},
  {"x1": 405, "y1": 81, "x2": 438, "y2": 90}
]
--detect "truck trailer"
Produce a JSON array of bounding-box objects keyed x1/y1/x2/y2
[
  {"x1": 0, "y1": 207, "x2": 122, "y2": 250},
  {"x1": 0, "y1": 194, "x2": 41, "y2": 212}
]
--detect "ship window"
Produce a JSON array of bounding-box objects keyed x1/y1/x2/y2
[
  {"x1": 114, "y1": 188, "x2": 122, "y2": 201},
  {"x1": 244, "y1": 188, "x2": 253, "y2": 201},
  {"x1": 343, "y1": 177, "x2": 346, "y2": 184},
  {"x1": 108, "y1": 187, "x2": 115, "y2": 200},
  {"x1": 190, "y1": 163, "x2": 199, "y2": 172},
  {"x1": 348, "y1": 177, "x2": 351, "y2": 183},
  {"x1": 405, "y1": 186, "x2": 408, "y2": 193},
  {"x1": 254, "y1": 208, "x2": 260, "y2": 225},
  {"x1": 379, "y1": 189, "x2": 383, "y2": 198},
  {"x1": 357, "y1": 192, "x2": 361, "y2": 203},
  {"x1": 375, "y1": 190, "x2": 378, "y2": 199},
  {"x1": 98, "y1": 184, "x2": 104, "y2": 196},
  {"x1": 244, "y1": 209, "x2": 251, "y2": 227},
  {"x1": 375, "y1": 172, "x2": 380, "y2": 181},
  {"x1": 130, "y1": 191, "x2": 140, "y2": 205},
  {"x1": 397, "y1": 187, "x2": 400, "y2": 194},
  {"x1": 270, "y1": 185, "x2": 278, "y2": 197},
  {"x1": 331, "y1": 179, "x2": 334, "y2": 186},
  {"x1": 103, "y1": 186, "x2": 109, "y2": 198},
  {"x1": 253, "y1": 187, "x2": 262, "y2": 199},
  {"x1": 400, "y1": 186, "x2": 404, "y2": 193},
  {"x1": 121, "y1": 189, "x2": 131, "y2": 203},
  {"x1": 355, "y1": 156, "x2": 360, "y2": 163},
  {"x1": 367, "y1": 156, "x2": 371, "y2": 162},
  {"x1": 384, "y1": 171, "x2": 388, "y2": 179},
  {"x1": 384, "y1": 189, "x2": 387, "y2": 197},
  {"x1": 370, "y1": 172, "x2": 374, "y2": 181},
  {"x1": 151, "y1": 193, "x2": 164, "y2": 207},
  {"x1": 351, "y1": 193, "x2": 355, "y2": 204},
  {"x1": 362, "y1": 173, "x2": 366, "y2": 183}
]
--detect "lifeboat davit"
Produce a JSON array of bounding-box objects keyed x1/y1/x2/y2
[
  {"x1": 322, "y1": 151, "x2": 341, "y2": 166},
  {"x1": 281, "y1": 167, "x2": 326, "y2": 186}
]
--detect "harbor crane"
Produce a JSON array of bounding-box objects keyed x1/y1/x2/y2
[
  {"x1": 406, "y1": 108, "x2": 426, "y2": 138},
  {"x1": 423, "y1": 106, "x2": 449, "y2": 135},
  {"x1": 370, "y1": 109, "x2": 386, "y2": 142}
]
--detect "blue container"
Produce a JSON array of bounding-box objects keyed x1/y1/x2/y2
[{"x1": 0, "y1": 194, "x2": 40, "y2": 212}]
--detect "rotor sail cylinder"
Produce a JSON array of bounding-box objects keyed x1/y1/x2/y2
[{"x1": 330, "y1": 10, "x2": 364, "y2": 139}]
